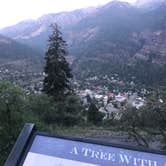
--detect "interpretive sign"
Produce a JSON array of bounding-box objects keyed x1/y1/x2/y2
[
  {"x1": 22, "y1": 134, "x2": 166, "y2": 166},
  {"x1": 5, "y1": 124, "x2": 166, "y2": 166}
]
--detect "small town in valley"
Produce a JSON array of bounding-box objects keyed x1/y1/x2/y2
[{"x1": 0, "y1": 64, "x2": 148, "y2": 120}]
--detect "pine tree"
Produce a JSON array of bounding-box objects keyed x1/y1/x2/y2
[
  {"x1": 87, "y1": 102, "x2": 104, "y2": 125},
  {"x1": 43, "y1": 23, "x2": 72, "y2": 100}
]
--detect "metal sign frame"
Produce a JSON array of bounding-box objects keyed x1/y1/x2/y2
[
  {"x1": 4, "y1": 123, "x2": 36, "y2": 166},
  {"x1": 5, "y1": 124, "x2": 166, "y2": 166}
]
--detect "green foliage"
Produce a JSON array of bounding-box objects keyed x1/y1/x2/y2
[
  {"x1": 0, "y1": 82, "x2": 84, "y2": 165},
  {"x1": 121, "y1": 107, "x2": 141, "y2": 128},
  {"x1": 87, "y1": 102, "x2": 104, "y2": 125},
  {"x1": 26, "y1": 94, "x2": 83, "y2": 126},
  {"x1": 43, "y1": 23, "x2": 73, "y2": 101},
  {"x1": 62, "y1": 95, "x2": 84, "y2": 126},
  {"x1": 140, "y1": 90, "x2": 166, "y2": 128},
  {"x1": 0, "y1": 80, "x2": 165, "y2": 165},
  {"x1": 48, "y1": 95, "x2": 84, "y2": 126},
  {"x1": 27, "y1": 94, "x2": 56, "y2": 124},
  {"x1": 0, "y1": 81, "x2": 25, "y2": 165},
  {"x1": 0, "y1": 81, "x2": 24, "y2": 136},
  {"x1": 121, "y1": 107, "x2": 149, "y2": 147},
  {"x1": 140, "y1": 91, "x2": 166, "y2": 148},
  {"x1": 0, "y1": 82, "x2": 53, "y2": 164},
  {"x1": 120, "y1": 90, "x2": 166, "y2": 148}
]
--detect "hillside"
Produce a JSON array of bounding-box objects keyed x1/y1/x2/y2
[
  {"x1": 0, "y1": 34, "x2": 42, "y2": 72},
  {"x1": 0, "y1": 8, "x2": 97, "y2": 51},
  {"x1": 0, "y1": 0, "x2": 166, "y2": 87},
  {"x1": 0, "y1": 34, "x2": 41, "y2": 59}
]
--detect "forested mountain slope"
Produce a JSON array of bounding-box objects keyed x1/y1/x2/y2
[{"x1": 0, "y1": 1, "x2": 166, "y2": 87}]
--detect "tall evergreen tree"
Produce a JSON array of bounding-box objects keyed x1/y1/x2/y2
[
  {"x1": 43, "y1": 23, "x2": 73, "y2": 100},
  {"x1": 87, "y1": 102, "x2": 104, "y2": 125}
]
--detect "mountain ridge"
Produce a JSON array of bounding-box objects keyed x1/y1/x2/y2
[
  {"x1": 0, "y1": 0, "x2": 166, "y2": 87},
  {"x1": 0, "y1": 7, "x2": 98, "y2": 51}
]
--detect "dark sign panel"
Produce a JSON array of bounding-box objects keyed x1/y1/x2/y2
[{"x1": 23, "y1": 134, "x2": 166, "y2": 166}]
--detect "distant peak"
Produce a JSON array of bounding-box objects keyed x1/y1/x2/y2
[{"x1": 103, "y1": 0, "x2": 131, "y2": 9}]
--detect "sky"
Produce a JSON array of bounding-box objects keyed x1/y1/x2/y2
[{"x1": 0, "y1": 0, "x2": 137, "y2": 28}]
